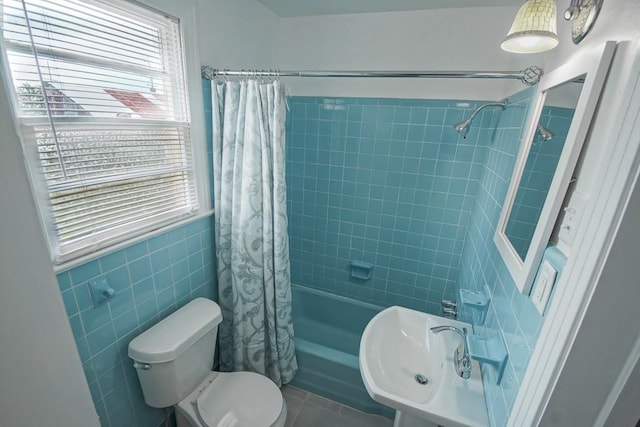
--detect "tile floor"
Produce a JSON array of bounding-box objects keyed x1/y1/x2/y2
[{"x1": 281, "y1": 385, "x2": 393, "y2": 427}]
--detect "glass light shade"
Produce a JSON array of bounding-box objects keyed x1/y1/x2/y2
[{"x1": 501, "y1": 0, "x2": 559, "y2": 53}]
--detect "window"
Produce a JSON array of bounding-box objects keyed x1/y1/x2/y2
[{"x1": 1, "y1": 0, "x2": 201, "y2": 263}]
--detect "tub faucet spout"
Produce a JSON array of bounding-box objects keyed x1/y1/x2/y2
[{"x1": 430, "y1": 325, "x2": 471, "y2": 379}]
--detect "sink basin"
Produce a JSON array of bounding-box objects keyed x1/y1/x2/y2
[{"x1": 359, "y1": 306, "x2": 489, "y2": 427}]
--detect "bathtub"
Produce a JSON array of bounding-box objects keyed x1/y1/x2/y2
[{"x1": 290, "y1": 285, "x2": 394, "y2": 418}]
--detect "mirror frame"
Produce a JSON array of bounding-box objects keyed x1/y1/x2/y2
[{"x1": 494, "y1": 41, "x2": 616, "y2": 294}]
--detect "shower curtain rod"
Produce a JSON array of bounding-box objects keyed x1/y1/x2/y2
[{"x1": 201, "y1": 65, "x2": 543, "y2": 86}]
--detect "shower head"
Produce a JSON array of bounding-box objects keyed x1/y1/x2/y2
[
  {"x1": 453, "y1": 100, "x2": 507, "y2": 139},
  {"x1": 454, "y1": 117, "x2": 474, "y2": 139},
  {"x1": 537, "y1": 123, "x2": 554, "y2": 142}
]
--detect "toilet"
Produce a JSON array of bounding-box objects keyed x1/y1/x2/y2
[{"x1": 128, "y1": 298, "x2": 287, "y2": 427}]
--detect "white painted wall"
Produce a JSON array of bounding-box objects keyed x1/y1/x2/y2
[
  {"x1": 197, "y1": 0, "x2": 278, "y2": 69},
  {"x1": 0, "y1": 77, "x2": 99, "y2": 426},
  {"x1": 539, "y1": 156, "x2": 640, "y2": 427},
  {"x1": 257, "y1": 0, "x2": 524, "y2": 18},
  {"x1": 512, "y1": 0, "x2": 640, "y2": 424},
  {"x1": 544, "y1": 1, "x2": 640, "y2": 70},
  {"x1": 604, "y1": 339, "x2": 640, "y2": 427},
  {"x1": 272, "y1": 7, "x2": 541, "y2": 100}
]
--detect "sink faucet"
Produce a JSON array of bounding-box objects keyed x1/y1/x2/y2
[{"x1": 430, "y1": 325, "x2": 471, "y2": 379}]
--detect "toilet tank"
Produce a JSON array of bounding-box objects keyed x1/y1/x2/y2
[{"x1": 128, "y1": 298, "x2": 222, "y2": 408}]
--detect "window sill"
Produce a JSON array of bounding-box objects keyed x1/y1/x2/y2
[{"x1": 53, "y1": 208, "x2": 215, "y2": 274}]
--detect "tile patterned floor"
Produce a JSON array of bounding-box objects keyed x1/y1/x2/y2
[{"x1": 281, "y1": 385, "x2": 393, "y2": 427}]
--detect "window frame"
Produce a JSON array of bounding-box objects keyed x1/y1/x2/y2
[{"x1": 0, "y1": 0, "x2": 210, "y2": 269}]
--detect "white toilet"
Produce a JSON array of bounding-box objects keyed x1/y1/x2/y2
[{"x1": 128, "y1": 298, "x2": 287, "y2": 427}]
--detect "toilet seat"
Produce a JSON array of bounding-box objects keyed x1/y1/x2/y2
[{"x1": 177, "y1": 372, "x2": 286, "y2": 427}]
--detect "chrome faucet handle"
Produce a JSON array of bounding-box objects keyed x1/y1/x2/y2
[
  {"x1": 441, "y1": 299, "x2": 457, "y2": 308},
  {"x1": 430, "y1": 325, "x2": 472, "y2": 379},
  {"x1": 456, "y1": 328, "x2": 471, "y2": 378},
  {"x1": 442, "y1": 307, "x2": 458, "y2": 319}
]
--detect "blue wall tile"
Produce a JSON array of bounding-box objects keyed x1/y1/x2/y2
[
  {"x1": 456, "y1": 87, "x2": 546, "y2": 426},
  {"x1": 70, "y1": 260, "x2": 101, "y2": 284},
  {"x1": 58, "y1": 215, "x2": 216, "y2": 427},
  {"x1": 286, "y1": 97, "x2": 494, "y2": 313}
]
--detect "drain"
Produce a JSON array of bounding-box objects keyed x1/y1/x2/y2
[{"x1": 414, "y1": 374, "x2": 429, "y2": 385}]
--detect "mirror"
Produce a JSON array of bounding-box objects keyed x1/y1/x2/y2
[
  {"x1": 494, "y1": 41, "x2": 616, "y2": 294},
  {"x1": 504, "y1": 79, "x2": 582, "y2": 261}
]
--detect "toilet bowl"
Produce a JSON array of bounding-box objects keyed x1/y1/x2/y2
[
  {"x1": 128, "y1": 298, "x2": 287, "y2": 427},
  {"x1": 175, "y1": 371, "x2": 286, "y2": 427}
]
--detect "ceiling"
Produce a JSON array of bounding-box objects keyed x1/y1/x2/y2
[{"x1": 257, "y1": 0, "x2": 524, "y2": 17}]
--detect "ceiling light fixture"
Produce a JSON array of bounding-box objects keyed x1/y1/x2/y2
[
  {"x1": 564, "y1": 0, "x2": 604, "y2": 44},
  {"x1": 501, "y1": 0, "x2": 559, "y2": 54}
]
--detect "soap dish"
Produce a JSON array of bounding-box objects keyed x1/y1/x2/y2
[
  {"x1": 459, "y1": 288, "x2": 490, "y2": 323},
  {"x1": 459, "y1": 289, "x2": 489, "y2": 308},
  {"x1": 350, "y1": 260, "x2": 373, "y2": 280},
  {"x1": 466, "y1": 333, "x2": 508, "y2": 384}
]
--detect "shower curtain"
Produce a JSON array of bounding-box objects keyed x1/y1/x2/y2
[{"x1": 211, "y1": 79, "x2": 297, "y2": 386}]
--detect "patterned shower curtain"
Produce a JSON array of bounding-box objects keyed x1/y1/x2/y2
[{"x1": 211, "y1": 79, "x2": 297, "y2": 386}]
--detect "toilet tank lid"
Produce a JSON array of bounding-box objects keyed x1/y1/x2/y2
[{"x1": 128, "y1": 298, "x2": 222, "y2": 364}]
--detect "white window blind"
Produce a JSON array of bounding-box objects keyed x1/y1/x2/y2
[{"x1": 1, "y1": 0, "x2": 198, "y2": 262}]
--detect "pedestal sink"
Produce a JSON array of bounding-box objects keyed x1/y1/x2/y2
[{"x1": 359, "y1": 306, "x2": 489, "y2": 427}]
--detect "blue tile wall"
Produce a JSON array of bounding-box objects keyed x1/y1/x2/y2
[
  {"x1": 57, "y1": 216, "x2": 216, "y2": 427},
  {"x1": 285, "y1": 96, "x2": 494, "y2": 313},
  {"x1": 456, "y1": 86, "x2": 545, "y2": 427},
  {"x1": 505, "y1": 106, "x2": 575, "y2": 259},
  {"x1": 55, "y1": 80, "x2": 219, "y2": 427}
]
